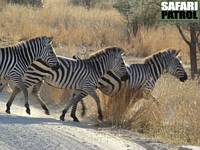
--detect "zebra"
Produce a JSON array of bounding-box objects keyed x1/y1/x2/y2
[
  {"x1": 97, "y1": 48, "x2": 188, "y2": 97},
  {"x1": 73, "y1": 55, "x2": 122, "y2": 96},
  {"x1": 70, "y1": 48, "x2": 188, "y2": 119},
  {"x1": 0, "y1": 36, "x2": 59, "y2": 115},
  {"x1": 4, "y1": 47, "x2": 129, "y2": 122}
]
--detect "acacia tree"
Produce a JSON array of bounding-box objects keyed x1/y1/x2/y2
[
  {"x1": 113, "y1": 0, "x2": 160, "y2": 42},
  {"x1": 114, "y1": 0, "x2": 200, "y2": 78}
]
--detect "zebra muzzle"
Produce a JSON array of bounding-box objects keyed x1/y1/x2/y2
[{"x1": 179, "y1": 73, "x2": 188, "y2": 82}]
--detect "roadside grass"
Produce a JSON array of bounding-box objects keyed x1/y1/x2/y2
[{"x1": 101, "y1": 76, "x2": 200, "y2": 145}]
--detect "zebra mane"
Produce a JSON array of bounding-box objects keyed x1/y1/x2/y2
[
  {"x1": 20, "y1": 36, "x2": 51, "y2": 45},
  {"x1": 88, "y1": 47, "x2": 124, "y2": 60},
  {"x1": 144, "y1": 48, "x2": 178, "y2": 64}
]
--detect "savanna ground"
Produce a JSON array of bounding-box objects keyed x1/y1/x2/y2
[{"x1": 0, "y1": 0, "x2": 200, "y2": 146}]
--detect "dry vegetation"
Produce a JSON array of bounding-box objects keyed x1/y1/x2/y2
[
  {"x1": 101, "y1": 76, "x2": 200, "y2": 145},
  {"x1": 0, "y1": 0, "x2": 126, "y2": 56},
  {"x1": 0, "y1": 0, "x2": 191, "y2": 62},
  {"x1": 0, "y1": 0, "x2": 199, "y2": 146}
]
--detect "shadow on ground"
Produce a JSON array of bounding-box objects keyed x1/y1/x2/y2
[{"x1": 0, "y1": 113, "x2": 103, "y2": 130}]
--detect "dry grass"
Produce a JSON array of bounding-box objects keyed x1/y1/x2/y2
[
  {"x1": 0, "y1": 0, "x2": 126, "y2": 55},
  {"x1": 101, "y1": 76, "x2": 200, "y2": 145},
  {"x1": 0, "y1": 0, "x2": 192, "y2": 63},
  {"x1": 127, "y1": 26, "x2": 190, "y2": 64}
]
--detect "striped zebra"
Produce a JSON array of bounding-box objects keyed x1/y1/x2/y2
[
  {"x1": 97, "y1": 48, "x2": 188, "y2": 96},
  {"x1": 4, "y1": 47, "x2": 129, "y2": 122},
  {"x1": 0, "y1": 36, "x2": 59, "y2": 115},
  {"x1": 73, "y1": 55, "x2": 122, "y2": 96},
  {"x1": 70, "y1": 48, "x2": 188, "y2": 119}
]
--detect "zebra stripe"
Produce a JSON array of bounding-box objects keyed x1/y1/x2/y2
[
  {"x1": 3, "y1": 36, "x2": 59, "y2": 114},
  {"x1": 72, "y1": 56, "x2": 122, "y2": 96},
  {"x1": 6, "y1": 47, "x2": 129, "y2": 122},
  {"x1": 98, "y1": 48, "x2": 188, "y2": 96},
  {"x1": 70, "y1": 49, "x2": 188, "y2": 119}
]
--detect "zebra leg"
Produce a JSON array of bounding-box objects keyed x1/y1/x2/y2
[
  {"x1": 60, "y1": 92, "x2": 77, "y2": 121},
  {"x1": 32, "y1": 81, "x2": 50, "y2": 115},
  {"x1": 60, "y1": 91, "x2": 84, "y2": 121},
  {"x1": 80, "y1": 100, "x2": 86, "y2": 117},
  {"x1": 70, "y1": 100, "x2": 86, "y2": 122},
  {"x1": 18, "y1": 82, "x2": 30, "y2": 115},
  {"x1": 6, "y1": 87, "x2": 21, "y2": 114},
  {"x1": 23, "y1": 89, "x2": 30, "y2": 115},
  {"x1": 70, "y1": 102, "x2": 79, "y2": 122},
  {"x1": 88, "y1": 91, "x2": 103, "y2": 121},
  {"x1": 70, "y1": 92, "x2": 87, "y2": 122}
]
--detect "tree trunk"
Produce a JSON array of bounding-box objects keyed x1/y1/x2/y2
[{"x1": 189, "y1": 25, "x2": 198, "y2": 79}]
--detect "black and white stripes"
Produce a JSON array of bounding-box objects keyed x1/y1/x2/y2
[
  {"x1": 1, "y1": 48, "x2": 187, "y2": 123},
  {"x1": 5, "y1": 47, "x2": 129, "y2": 122},
  {"x1": 2, "y1": 36, "x2": 59, "y2": 114},
  {"x1": 69, "y1": 49, "x2": 188, "y2": 120},
  {"x1": 98, "y1": 48, "x2": 188, "y2": 97}
]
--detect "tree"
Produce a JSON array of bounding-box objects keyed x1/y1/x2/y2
[
  {"x1": 176, "y1": 24, "x2": 200, "y2": 78},
  {"x1": 114, "y1": 0, "x2": 200, "y2": 79},
  {"x1": 113, "y1": 0, "x2": 160, "y2": 42}
]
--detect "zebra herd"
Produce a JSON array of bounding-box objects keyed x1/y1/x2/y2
[
  {"x1": 0, "y1": 36, "x2": 188, "y2": 122},
  {"x1": 70, "y1": 49, "x2": 188, "y2": 121}
]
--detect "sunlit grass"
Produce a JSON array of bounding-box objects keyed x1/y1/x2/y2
[{"x1": 101, "y1": 76, "x2": 200, "y2": 145}]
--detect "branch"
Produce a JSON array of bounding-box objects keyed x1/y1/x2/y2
[{"x1": 176, "y1": 24, "x2": 191, "y2": 46}]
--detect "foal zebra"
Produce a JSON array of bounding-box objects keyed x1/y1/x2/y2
[
  {"x1": 70, "y1": 48, "x2": 188, "y2": 119},
  {"x1": 5, "y1": 47, "x2": 129, "y2": 122},
  {"x1": 0, "y1": 36, "x2": 59, "y2": 115}
]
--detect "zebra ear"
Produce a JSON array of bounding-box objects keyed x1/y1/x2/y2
[
  {"x1": 72, "y1": 55, "x2": 81, "y2": 60},
  {"x1": 47, "y1": 36, "x2": 53, "y2": 44},
  {"x1": 175, "y1": 49, "x2": 181, "y2": 56}
]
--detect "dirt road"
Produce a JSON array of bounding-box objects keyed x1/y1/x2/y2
[{"x1": 0, "y1": 92, "x2": 198, "y2": 150}]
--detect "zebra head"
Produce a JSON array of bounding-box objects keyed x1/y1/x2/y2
[
  {"x1": 108, "y1": 47, "x2": 129, "y2": 81},
  {"x1": 167, "y1": 49, "x2": 187, "y2": 82},
  {"x1": 38, "y1": 36, "x2": 59, "y2": 70}
]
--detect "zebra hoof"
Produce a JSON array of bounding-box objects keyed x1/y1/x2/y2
[
  {"x1": 73, "y1": 118, "x2": 80, "y2": 122},
  {"x1": 26, "y1": 109, "x2": 31, "y2": 115},
  {"x1": 45, "y1": 110, "x2": 50, "y2": 115},
  {"x1": 98, "y1": 115, "x2": 103, "y2": 122},
  {"x1": 60, "y1": 115, "x2": 65, "y2": 121},
  {"x1": 5, "y1": 109, "x2": 11, "y2": 114}
]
